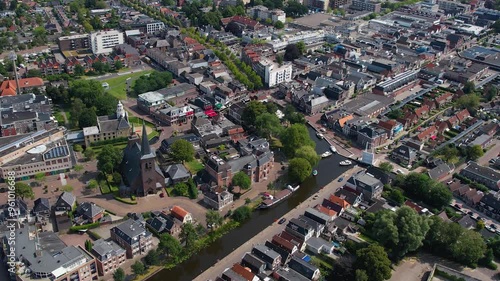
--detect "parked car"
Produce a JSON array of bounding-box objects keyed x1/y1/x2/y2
[
  {"x1": 338, "y1": 177, "x2": 344, "y2": 182},
  {"x1": 278, "y1": 218, "x2": 286, "y2": 224},
  {"x1": 467, "y1": 211, "x2": 474, "y2": 216}
]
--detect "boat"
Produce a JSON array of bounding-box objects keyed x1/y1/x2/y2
[
  {"x1": 330, "y1": 145, "x2": 337, "y2": 153},
  {"x1": 316, "y1": 132, "x2": 324, "y2": 139},
  {"x1": 258, "y1": 189, "x2": 293, "y2": 209},
  {"x1": 321, "y1": 151, "x2": 332, "y2": 158},
  {"x1": 339, "y1": 160, "x2": 352, "y2": 166},
  {"x1": 312, "y1": 170, "x2": 318, "y2": 176},
  {"x1": 287, "y1": 184, "x2": 300, "y2": 192}
]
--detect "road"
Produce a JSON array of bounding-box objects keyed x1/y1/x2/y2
[{"x1": 193, "y1": 166, "x2": 363, "y2": 281}]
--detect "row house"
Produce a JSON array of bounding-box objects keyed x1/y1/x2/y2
[
  {"x1": 110, "y1": 219, "x2": 153, "y2": 258},
  {"x1": 415, "y1": 125, "x2": 437, "y2": 142},
  {"x1": 356, "y1": 125, "x2": 388, "y2": 148},
  {"x1": 376, "y1": 119, "x2": 404, "y2": 139},
  {"x1": 37, "y1": 58, "x2": 64, "y2": 76},
  {"x1": 460, "y1": 161, "x2": 500, "y2": 191},
  {"x1": 478, "y1": 191, "x2": 500, "y2": 221},
  {"x1": 152, "y1": 105, "x2": 196, "y2": 126},
  {"x1": 91, "y1": 239, "x2": 126, "y2": 276}
]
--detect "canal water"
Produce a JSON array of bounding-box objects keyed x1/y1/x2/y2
[{"x1": 148, "y1": 127, "x2": 353, "y2": 281}]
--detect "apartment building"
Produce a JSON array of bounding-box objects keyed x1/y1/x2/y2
[
  {"x1": 110, "y1": 219, "x2": 153, "y2": 258},
  {"x1": 89, "y1": 30, "x2": 125, "y2": 54},
  {"x1": 438, "y1": 0, "x2": 471, "y2": 14},
  {"x1": 372, "y1": 70, "x2": 420, "y2": 96},
  {"x1": 128, "y1": 20, "x2": 165, "y2": 34},
  {"x1": 248, "y1": 6, "x2": 286, "y2": 23},
  {"x1": 58, "y1": 34, "x2": 90, "y2": 51},
  {"x1": 254, "y1": 58, "x2": 292, "y2": 87},
  {"x1": 1, "y1": 225, "x2": 98, "y2": 281},
  {"x1": 350, "y1": 0, "x2": 381, "y2": 12},
  {"x1": 460, "y1": 161, "x2": 500, "y2": 191},
  {"x1": 91, "y1": 239, "x2": 126, "y2": 276}
]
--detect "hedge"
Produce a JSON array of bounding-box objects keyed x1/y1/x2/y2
[
  {"x1": 87, "y1": 230, "x2": 102, "y2": 240},
  {"x1": 114, "y1": 195, "x2": 138, "y2": 205},
  {"x1": 70, "y1": 222, "x2": 101, "y2": 232},
  {"x1": 105, "y1": 209, "x2": 117, "y2": 215},
  {"x1": 90, "y1": 137, "x2": 128, "y2": 147}
]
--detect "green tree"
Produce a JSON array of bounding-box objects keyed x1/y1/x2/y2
[
  {"x1": 78, "y1": 107, "x2": 97, "y2": 128},
  {"x1": 296, "y1": 41, "x2": 306, "y2": 54},
  {"x1": 242, "y1": 100, "x2": 267, "y2": 127},
  {"x1": 451, "y1": 229, "x2": 486, "y2": 266},
  {"x1": 274, "y1": 21, "x2": 284, "y2": 29},
  {"x1": 284, "y1": 44, "x2": 301, "y2": 61},
  {"x1": 34, "y1": 172, "x2": 46, "y2": 182},
  {"x1": 131, "y1": 260, "x2": 146, "y2": 275},
  {"x1": 484, "y1": 85, "x2": 498, "y2": 101},
  {"x1": 476, "y1": 220, "x2": 485, "y2": 230},
  {"x1": 114, "y1": 60, "x2": 123, "y2": 70},
  {"x1": 288, "y1": 158, "x2": 312, "y2": 183},
  {"x1": 232, "y1": 171, "x2": 251, "y2": 190},
  {"x1": 463, "y1": 81, "x2": 475, "y2": 94},
  {"x1": 388, "y1": 189, "x2": 405, "y2": 204},
  {"x1": 355, "y1": 270, "x2": 369, "y2": 281},
  {"x1": 74, "y1": 64, "x2": 85, "y2": 76},
  {"x1": 206, "y1": 210, "x2": 224, "y2": 229},
  {"x1": 284, "y1": 0, "x2": 308, "y2": 17},
  {"x1": 436, "y1": 145, "x2": 460, "y2": 164},
  {"x1": 84, "y1": 240, "x2": 93, "y2": 251},
  {"x1": 295, "y1": 146, "x2": 320, "y2": 167},
  {"x1": 96, "y1": 145, "x2": 122, "y2": 175},
  {"x1": 173, "y1": 182, "x2": 189, "y2": 197},
  {"x1": 255, "y1": 112, "x2": 282, "y2": 138},
  {"x1": 466, "y1": 144, "x2": 484, "y2": 160},
  {"x1": 112, "y1": 268, "x2": 125, "y2": 281},
  {"x1": 26, "y1": 69, "x2": 42, "y2": 78},
  {"x1": 455, "y1": 94, "x2": 480, "y2": 113},
  {"x1": 112, "y1": 172, "x2": 122, "y2": 185},
  {"x1": 84, "y1": 147, "x2": 96, "y2": 160},
  {"x1": 378, "y1": 162, "x2": 393, "y2": 173},
  {"x1": 187, "y1": 178, "x2": 198, "y2": 199},
  {"x1": 144, "y1": 249, "x2": 161, "y2": 266},
  {"x1": 354, "y1": 245, "x2": 392, "y2": 281},
  {"x1": 159, "y1": 233, "x2": 182, "y2": 261},
  {"x1": 170, "y1": 139, "x2": 195, "y2": 162},
  {"x1": 232, "y1": 206, "x2": 252, "y2": 222},
  {"x1": 276, "y1": 54, "x2": 284, "y2": 65},
  {"x1": 92, "y1": 61, "x2": 106, "y2": 74},
  {"x1": 87, "y1": 179, "x2": 99, "y2": 190},
  {"x1": 73, "y1": 144, "x2": 83, "y2": 152},
  {"x1": 180, "y1": 222, "x2": 199, "y2": 248},
  {"x1": 14, "y1": 182, "x2": 34, "y2": 200},
  {"x1": 280, "y1": 123, "x2": 315, "y2": 157}
]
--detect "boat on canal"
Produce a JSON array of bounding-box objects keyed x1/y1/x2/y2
[
  {"x1": 321, "y1": 151, "x2": 332, "y2": 158},
  {"x1": 312, "y1": 170, "x2": 318, "y2": 176},
  {"x1": 258, "y1": 184, "x2": 300, "y2": 209},
  {"x1": 339, "y1": 160, "x2": 352, "y2": 166}
]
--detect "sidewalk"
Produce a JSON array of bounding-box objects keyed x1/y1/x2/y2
[{"x1": 193, "y1": 166, "x2": 363, "y2": 281}]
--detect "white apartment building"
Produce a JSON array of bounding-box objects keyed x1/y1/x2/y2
[
  {"x1": 267, "y1": 29, "x2": 325, "y2": 51},
  {"x1": 249, "y1": 5, "x2": 286, "y2": 23},
  {"x1": 89, "y1": 30, "x2": 124, "y2": 54},
  {"x1": 255, "y1": 59, "x2": 292, "y2": 87},
  {"x1": 146, "y1": 21, "x2": 165, "y2": 34}
]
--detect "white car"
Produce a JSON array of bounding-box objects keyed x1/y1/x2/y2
[{"x1": 396, "y1": 169, "x2": 405, "y2": 175}]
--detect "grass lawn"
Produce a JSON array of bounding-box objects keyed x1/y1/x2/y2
[
  {"x1": 359, "y1": 233, "x2": 376, "y2": 244},
  {"x1": 185, "y1": 160, "x2": 205, "y2": 174},
  {"x1": 166, "y1": 187, "x2": 174, "y2": 196},
  {"x1": 101, "y1": 70, "x2": 154, "y2": 100}
]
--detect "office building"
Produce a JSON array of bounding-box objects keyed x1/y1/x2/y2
[{"x1": 89, "y1": 30, "x2": 124, "y2": 54}]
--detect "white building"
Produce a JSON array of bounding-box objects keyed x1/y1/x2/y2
[
  {"x1": 255, "y1": 59, "x2": 292, "y2": 87},
  {"x1": 248, "y1": 6, "x2": 286, "y2": 23},
  {"x1": 89, "y1": 30, "x2": 124, "y2": 54},
  {"x1": 145, "y1": 21, "x2": 165, "y2": 34},
  {"x1": 267, "y1": 29, "x2": 325, "y2": 52}
]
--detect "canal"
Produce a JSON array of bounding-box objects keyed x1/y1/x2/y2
[{"x1": 148, "y1": 127, "x2": 353, "y2": 281}]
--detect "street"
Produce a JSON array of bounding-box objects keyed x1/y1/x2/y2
[{"x1": 193, "y1": 166, "x2": 363, "y2": 281}]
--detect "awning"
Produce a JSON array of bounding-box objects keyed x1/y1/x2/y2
[{"x1": 205, "y1": 110, "x2": 217, "y2": 117}]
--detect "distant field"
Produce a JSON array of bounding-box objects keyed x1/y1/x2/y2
[{"x1": 101, "y1": 70, "x2": 154, "y2": 100}]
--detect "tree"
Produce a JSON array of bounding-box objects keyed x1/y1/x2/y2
[
  {"x1": 242, "y1": 100, "x2": 267, "y2": 127},
  {"x1": 455, "y1": 94, "x2": 480, "y2": 113},
  {"x1": 378, "y1": 162, "x2": 393, "y2": 173},
  {"x1": 451, "y1": 229, "x2": 486, "y2": 266},
  {"x1": 206, "y1": 210, "x2": 224, "y2": 229},
  {"x1": 26, "y1": 69, "x2": 42, "y2": 78},
  {"x1": 78, "y1": 108, "x2": 97, "y2": 128},
  {"x1": 87, "y1": 179, "x2": 99, "y2": 190},
  {"x1": 97, "y1": 145, "x2": 122, "y2": 175},
  {"x1": 74, "y1": 64, "x2": 85, "y2": 76},
  {"x1": 68, "y1": 80, "x2": 105, "y2": 108},
  {"x1": 484, "y1": 85, "x2": 497, "y2": 101},
  {"x1": 284, "y1": 0, "x2": 308, "y2": 18},
  {"x1": 276, "y1": 54, "x2": 284, "y2": 65},
  {"x1": 284, "y1": 44, "x2": 301, "y2": 61},
  {"x1": 295, "y1": 146, "x2": 320, "y2": 167},
  {"x1": 288, "y1": 158, "x2": 312, "y2": 183},
  {"x1": 73, "y1": 144, "x2": 83, "y2": 152},
  {"x1": 476, "y1": 220, "x2": 485, "y2": 230},
  {"x1": 354, "y1": 245, "x2": 392, "y2": 281},
  {"x1": 112, "y1": 172, "x2": 122, "y2": 185},
  {"x1": 187, "y1": 178, "x2": 198, "y2": 199},
  {"x1": 34, "y1": 172, "x2": 46, "y2": 182},
  {"x1": 274, "y1": 21, "x2": 284, "y2": 29},
  {"x1": 14, "y1": 182, "x2": 34, "y2": 200},
  {"x1": 170, "y1": 139, "x2": 195, "y2": 162},
  {"x1": 133, "y1": 71, "x2": 172, "y2": 95},
  {"x1": 232, "y1": 206, "x2": 252, "y2": 222},
  {"x1": 84, "y1": 148, "x2": 96, "y2": 160},
  {"x1": 436, "y1": 145, "x2": 460, "y2": 164},
  {"x1": 463, "y1": 81, "x2": 475, "y2": 94},
  {"x1": 131, "y1": 260, "x2": 146, "y2": 275},
  {"x1": 114, "y1": 60, "x2": 123, "y2": 70},
  {"x1": 84, "y1": 240, "x2": 93, "y2": 252},
  {"x1": 92, "y1": 61, "x2": 106, "y2": 74},
  {"x1": 180, "y1": 222, "x2": 199, "y2": 248},
  {"x1": 466, "y1": 144, "x2": 484, "y2": 160},
  {"x1": 113, "y1": 268, "x2": 125, "y2": 281},
  {"x1": 280, "y1": 123, "x2": 315, "y2": 157},
  {"x1": 232, "y1": 171, "x2": 251, "y2": 190},
  {"x1": 173, "y1": 182, "x2": 189, "y2": 197},
  {"x1": 159, "y1": 233, "x2": 182, "y2": 260},
  {"x1": 144, "y1": 249, "x2": 161, "y2": 266},
  {"x1": 355, "y1": 270, "x2": 369, "y2": 281},
  {"x1": 255, "y1": 113, "x2": 282, "y2": 138},
  {"x1": 388, "y1": 189, "x2": 405, "y2": 204},
  {"x1": 296, "y1": 41, "x2": 306, "y2": 55}
]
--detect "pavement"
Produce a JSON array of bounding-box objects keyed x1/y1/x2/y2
[{"x1": 193, "y1": 166, "x2": 363, "y2": 281}]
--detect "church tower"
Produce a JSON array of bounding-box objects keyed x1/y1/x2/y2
[
  {"x1": 139, "y1": 121, "x2": 158, "y2": 195},
  {"x1": 116, "y1": 101, "x2": 126, "y2": 119}
]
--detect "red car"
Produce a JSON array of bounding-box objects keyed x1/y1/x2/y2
[{"x1": 160, "y1": 193, "x2": 165, "y2": 198}]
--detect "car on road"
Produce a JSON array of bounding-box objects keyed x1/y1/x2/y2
[
  {"x1": 467, "y1": 211, "x2": 474, "y2": 216},
  {"x1": 160, "y1": 193, "x2": 165, "y2": 198},
  {"x1": 491, "y1": 224, "x2": 497, "y2": 229},
  {"x1": 338, "y1": 177, "x2": 344, "y2": 182},
  {"x1": 396, "y1": 169, "x2": 405, "y2": 174},
  {"x1": 278, "y1": 218, "x2": 286, "y2": 224}
]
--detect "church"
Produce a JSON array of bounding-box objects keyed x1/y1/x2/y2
[
  {"x1": 83, "y1": 101, "x2": 131, "y2": 146},
  {"x1": 120, "y1": 122, "x2": 166, "y2": 196}
]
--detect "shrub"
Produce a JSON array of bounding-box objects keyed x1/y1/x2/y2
[{"x1": 114, "y1": 195, "x2": 138, "y2": 205}]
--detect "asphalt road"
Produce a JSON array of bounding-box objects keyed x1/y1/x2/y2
[{"x1": 193, "y1": 166, "x2": 363, "y2": 281}]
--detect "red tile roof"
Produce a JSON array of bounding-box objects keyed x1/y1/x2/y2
[
  {"x1": 0, "y1": 77, "x2": 44, "y2": 96},
  {"x1": 456, "y1": 108, "x2": 470, "y2": 122},
  {"x1": 231, "y1": 263, "x2": 256, "y2": 281},
  {"x1": 171, "y1": 205, "x2": 189, "y2": 220},
  {"x1": 328, "y1": 195, "x2": 350, "y2": 209}
]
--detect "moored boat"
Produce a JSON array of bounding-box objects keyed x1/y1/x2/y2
[
  {"x1": 330, "y1": 145, "x2": 337, "y2": 153},
  {"x1": 321, "y1": 151, "x2": 332, "y2": 158},
  {"x1": 339, "y1": 160, "x2": 352, "y2": 166},
  {"x1": 312, "y1": 170, "x2": 318, "y2": 176}
]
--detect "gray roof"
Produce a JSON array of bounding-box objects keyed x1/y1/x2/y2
[
  {"x1": 275, "y1": 268, "x2": 310, "y2": 281},
  {"x1": 111, "y1": 219, "x2": 151, "y2": 246},
  {"x1": 306, "y1": 236, "x2": 332, "y2": 251},
  {"x1": 97, "y1": 114, "x2": 130, "y2": 133},
  {"x1": 164, "y1": 164, "x2": 190, "y2": 180},
  {"x1": 56, "y1": 192, "x2": 76, "y2": 208},
  {"x1": 347, "y1": 171, "x2": 383, "y2": 193},
  {"x1": 304, "y1": 207, "x2": 331, "y2": 224},
  {"x1": 288, "y1": 256, "x2": 319, "y2": 280},
  {"x1": 462, "y1": 161, "x2": 500, "y2": 183},
  {"x1": 252, "y1": 244, "x2": 280, "y2": 261},
  {"x1": 33, "y1": 198, "x2": 50, "y2": 213},
  {"x1": 222, "y1": 269, "x2": 247, "y2": 281},
  {"x1": 242, "y1": 253, "x2": 266, "y2": 270},
  {"x1": 91, "y1": 239, "x2": 125, "y2": 261},
  {"x1": 76, "y1": 202, "x2": 104, "y2": 220},
  {"x1": 428, "y1": 163, "x2": 454, "y2": 180}
]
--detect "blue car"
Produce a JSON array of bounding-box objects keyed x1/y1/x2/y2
[{"x1": 338, "y1": 177, "x2": 344, "y2": 182}]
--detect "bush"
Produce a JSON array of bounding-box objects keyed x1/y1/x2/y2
[
  {"x1": 70, "y1": 222, "x2": 100, "y2": 232},
  {"x1": 87, "y1": 230, "x2": 101, "y2": 240},
  {"x1": 90, "y1": 137, "x2": 128, "y2": 147},
  {"x1": 114, "y1": 195, "x2": 138, "y2": 205}
]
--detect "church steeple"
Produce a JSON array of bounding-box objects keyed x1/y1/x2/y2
[{"x1": 141, "y1": 120, "x2": 152, "y2": 156}]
